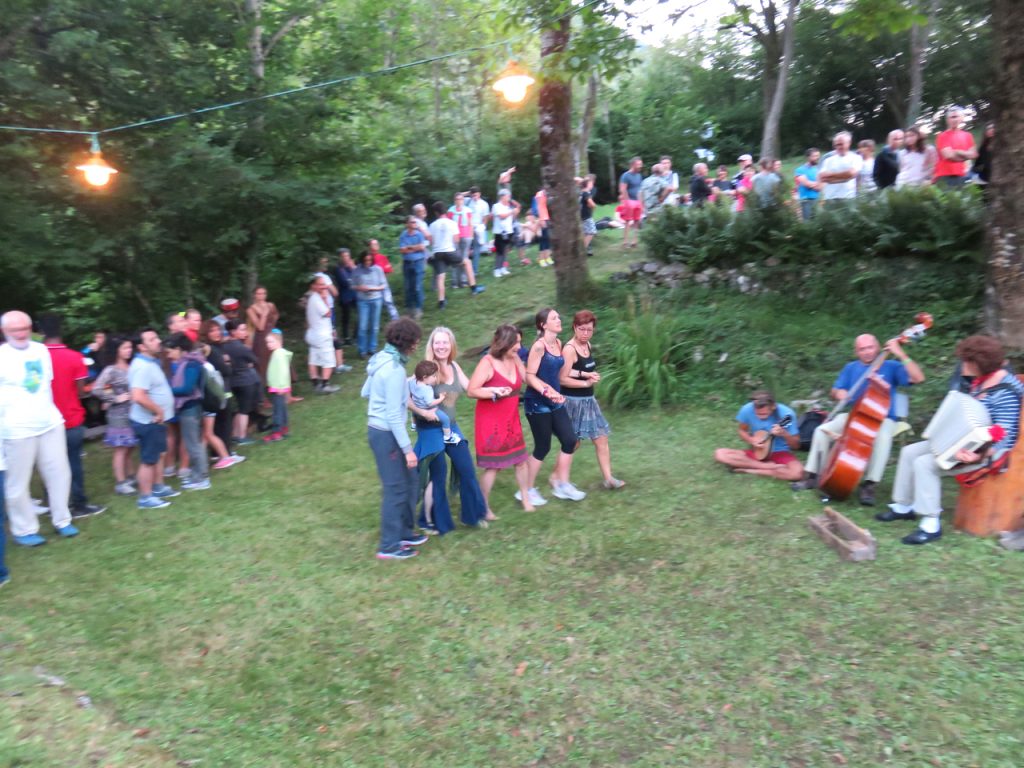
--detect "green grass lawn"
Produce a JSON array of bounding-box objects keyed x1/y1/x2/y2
[{"x1": 3, "y1": 229, "x2": 1024, "y2": 767}]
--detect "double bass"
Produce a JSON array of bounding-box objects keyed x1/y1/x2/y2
[{"x1": 819, "y1": 313, "x2": 933, "y2": 500}]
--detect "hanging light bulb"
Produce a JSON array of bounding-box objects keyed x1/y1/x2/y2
[
  {"x1": 493, "y1": 60, "x2": 535, "y2": 105},
  {"x1": 76, "y1": 134, "x2": 118, "y2": 187}
]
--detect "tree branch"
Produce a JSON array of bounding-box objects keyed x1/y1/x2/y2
[{"x1": 264, "y1": 0, "x2": 326, "y2": 59}]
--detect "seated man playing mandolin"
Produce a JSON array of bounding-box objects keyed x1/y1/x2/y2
[
  {"x1": 713, "y1": 390, "x2": 803, "y2": 481},
  {"x1": 879, "y1": 335, "x2": 1023, "y2": 545},
  {"x1": 791, "y1": 333, "x2": 925, "y2": 505}
]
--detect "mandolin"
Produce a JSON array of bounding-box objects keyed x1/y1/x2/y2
[{"x1": 752, "y1": 415, "x2": 793, "y2": 461}]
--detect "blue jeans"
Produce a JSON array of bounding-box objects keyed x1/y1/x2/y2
[
  {"x1": 65, "y1": 424, "x2": 88, "y2": 508},
  {"x1": 357, "y1": 298, "x2": 383, "y2": 356},
  {"x1": 800, "y1": 199, "x2": 817, "y2": 221},
  {"x1": 0, "y1": 471, "x2": 9, "y2": 582},
  {"x1": 402, "y1": 259, "x2": 425, "y2": 311},
  {"x1": 178, "y1": 404, "x2": 208, "y2": 480},
  {"x1": 270, "y1": 393, "x2": 289, "y2": 431},
  {"x1": 368, "y1": 426, "x2": 418, "y2": 553},
  {"x1": 470, "y1": 236, "x2": 482, "y2": 278}
]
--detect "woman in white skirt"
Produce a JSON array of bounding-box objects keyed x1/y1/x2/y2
[{"x1": 559, "y1": 310, "x2": 625, "y2": 490}]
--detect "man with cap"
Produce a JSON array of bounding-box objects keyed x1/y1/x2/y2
[
  {"x1": 213, "y1": 299, "x2": 240, "y2": 332},
  {"x1": 732, "y1": 154, "x2": 754, "y2": 191},
  {"x1": 0, "y1": 310, "x2": 80, "y2": 546}
]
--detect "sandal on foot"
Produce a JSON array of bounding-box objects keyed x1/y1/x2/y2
[{"x1": 602, "y1": 478, "x2": 626, "y2": 490}]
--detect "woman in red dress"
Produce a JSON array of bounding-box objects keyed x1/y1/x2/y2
[{"x1": 468, "y1": 324, "x2": 534, "y2": 513}]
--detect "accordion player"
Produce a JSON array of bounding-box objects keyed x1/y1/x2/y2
[{"x1": 878, "y1": 335, "x2": 1024, "y2": 546}]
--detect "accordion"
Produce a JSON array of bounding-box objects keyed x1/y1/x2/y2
[{"x1": 923, "y1": 391, "x2": 992, "y2": 470}]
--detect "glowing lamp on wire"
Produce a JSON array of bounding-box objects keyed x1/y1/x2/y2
[
  {"x1": 76, "y1": 135, "x2": 118, "y2": 187},
  {"x1": 493, "y1": 61, "x2": 535, "y2": 104}
]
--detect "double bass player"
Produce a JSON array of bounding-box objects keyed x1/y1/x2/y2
[{"x1": 791, "y1": 333, "x2": 925, "y2": 504}]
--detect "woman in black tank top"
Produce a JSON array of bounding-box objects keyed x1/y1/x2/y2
[{"x1": 559, "y1": 310, "x2": 624, "y2": 490}]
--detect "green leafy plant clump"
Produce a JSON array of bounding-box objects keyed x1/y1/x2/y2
[{"x1": 641, "y1": 186, "x2": 987, "y2": 272}]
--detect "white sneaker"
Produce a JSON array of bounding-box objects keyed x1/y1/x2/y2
[
  {"x1": 552, "y1": 481, "x2": 586, "y2": 501},
  {"x1": 443, "y1": 433, "x2": 462, "y2": 445},
  {"x1": 501, "y1": 267, "x2": 511, "y2": 276},
  {"x1": 513, "y1": 487, "x2": 548, "y2": 506},
  {"x1": 493, "y1": 269, "x2": 504, "y2": 278}
]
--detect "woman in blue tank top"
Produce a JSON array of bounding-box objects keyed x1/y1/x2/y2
[{"x1": 523, "y1": 308, "x2": 585, "y2": 505}]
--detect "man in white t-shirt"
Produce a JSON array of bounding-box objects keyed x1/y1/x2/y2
[
  {"x1": 428, "y1": 201, "x2": 485, "y2": 310},
  {"x1": 660, "y1": 155, "x2": 680, "y2": 206},
  {"x1": 467, "y1": 186, "x2": 491, "y2": 282},
  {"x1": 818, "y1": 131, "x2": 863, "y2": 204},
  {"x1": 0, "y1": 310, "x2": 78, "y2": 546},
  {"x1": 490, "y1": 189, "x2": 519, "y2": 277}
]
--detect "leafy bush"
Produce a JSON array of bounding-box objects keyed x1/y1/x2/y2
[
  {"x1": 642, "y1": 186, "x2": 986, "y2": 270},
  {"x1": 597, "y1": 294, "x2": 694, "y2": 409}
]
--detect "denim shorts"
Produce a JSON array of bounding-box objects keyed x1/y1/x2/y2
[{"x1": 131, "y1": 420, "x2": 168, "y2": 465}]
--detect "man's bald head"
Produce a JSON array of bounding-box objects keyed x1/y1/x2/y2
[
  {"x1": 1, "y1": 310, "x2": 34, "y2": 349},
  {"x1": 854, "y1": 334, "x2": 881, "y2": 364}
]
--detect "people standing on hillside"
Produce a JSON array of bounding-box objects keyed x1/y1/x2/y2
[
  {"x1": 468, "y1": 324, "x2": 534, "y2": 514},
  {"x1": 467, "y1": 186, "x2": 491, "y2": 280},
  {"x1": 618, "y1": 156, "x2": 644, "y2": 245},
  {"x1": 641, "y1": 163, "x2": 670, "y2": 217},
  {"x1": 332, "y1": 248, "x2": 358, "y2": 346},
  {"x1": 491, "y1": 189, "x2": 519, "y2": 276},
  {"x1": 711, "y1": 165, "x2": 735, "y2": 206},
  {"x1": 246, "y1": 286, "x2": 278, "y2": 383},
  {"x1": 263, "y1": 329, "x2": 292, "y2": 443},
  {"x1": 164, "y1": 333, "x2": 210, "y2": 491},
  {"x1": 818, "y1": 131, "x2": 862, "y2": 205},
  {"x1": 363, "y1": 318, "x2": 426, "y2": 561},
  {"x1": 398, "y1": 216, "x2": 429, "y2": 320},
  {"x1": 660, "y1": 155, "x2": 680, "y2": 206},
  {"x1": 41, "y1": 314, "x2": 107, "y2": 519},
  {"x1": 523, "y1": 308, "x2": 584, "y2": 503},
  {"x1": 751, "y1": 158, "x2": 781, "y2": 209},
  {"x1": 212, "y1": 298, "x2": 240, "y2": 332},
  {"x1": 533, "y1": 189, "x2": 553, "y2": 268},
  {"x1": 367, "y1": 239, "x2": 399, "y2": 321},
  {"x1": 0, "y1": 310, "x2": 80, "y2": 544},
  {"x1": 896, "y1": 126, "x2": 937, "y2": 188},
  {"x1": 579, "y1": 174, "x2": 597, "y2": 256},
  {"x1": 933, "y1": 105, "x2": 977, "y2": 189},
  {"x1": 733, "y1": 165, "x2": 755, "y2": 213},
  {"x1": 873, "y1": 130, "x2": 903, "y2": 190},
  {"x1": 689, "y1": 163, "x2": 712, "y2": 209},
  {"x1": 223, "y1": 321, "x2": 265, "y2": 441},
  {"x1": 128, "y1": 327, "x2": 180, "y2": 510},
  {"x1": 448, "y1": 192, "x2": 475, "y2": 287},
  {"x1": 305, "y1": 275, "x2": 339, "y2": 393},
  {"x1": 93, "y1": 336, "x2": 138, "y2": 495},
  {"x1": 732, "y1": 154, "x2": 754, "y2": 190},
  {"x1": 200, "y1": 320, "x2": 241, "y2": 469},
  {"x1": 856, "y1": 140, "x2": 877, "y2": 195},
  {"x1": 353, "y1": 250, "x2": 388, "y2": 359},
  {"x1": 429, "y1": 201, "x2": 485, "y2": 310},
  {"x1": 794, "y1": 148, "x2": 822, "y2": 220},
  {"x1": 560, "y1": 310, "x2": 624, "y2": 492}
]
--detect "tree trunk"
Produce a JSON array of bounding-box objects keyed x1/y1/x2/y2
[
  {"x1": 985, "y1": 0, "x2": 1024, "y2": 349},
  {"x1": 906, "y1": 0, "x2": 939, "y2": 125},
  {"x1": 760, "y1": 0, "x2": 798, "y2": 160},
  {"x1": 573, "y1": 73, "x2": 599, "y2": 176},
  {"x1": 539, "y1": 19, "x2": 588, "y2": 305},
  {"x1": 603, "y1": 97, "x2": 616, "y2": 200}
]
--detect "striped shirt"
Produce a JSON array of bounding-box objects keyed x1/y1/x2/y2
[{"x1": 979, "y1": 374, "x2": 1024, "y2": 460}]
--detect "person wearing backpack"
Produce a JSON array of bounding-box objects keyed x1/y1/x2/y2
[{"x1": 164, "y1": 333, "x2": 211, "y2": 491}]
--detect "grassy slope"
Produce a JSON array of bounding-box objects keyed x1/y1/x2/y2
[{"x1": 2, "y1": 225, "x2": 1023, "y2": 768}]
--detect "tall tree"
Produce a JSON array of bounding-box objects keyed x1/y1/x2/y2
[
  {"x1": 985, "y1": 0, "x2": 1024, "y2": 348},
  {"x1": 760, "y1": 0, "x2": 798, "y2": 159},
  {"x1": 906, "y1": 0, "x2": 940, "y2": 124}
]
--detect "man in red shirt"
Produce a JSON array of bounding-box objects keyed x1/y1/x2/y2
[
  {"x1": 41, "y1": 315, "x2": 107, "y2": 518},
  {"x1": 933, "y1": 106, "x2": 978, "y2": 189}
]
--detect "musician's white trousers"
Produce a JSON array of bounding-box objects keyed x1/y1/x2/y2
[
  {"x1": 891, "y1": 440, "x2": 981, "y2": 519},
  {"x1": 805, "y1": 415, "x2": 897, "y2": 484}
]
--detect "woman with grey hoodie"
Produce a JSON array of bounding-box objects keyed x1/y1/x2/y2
[{"x1": 362, "y1": 318, "x2": 426, "y2": 560}]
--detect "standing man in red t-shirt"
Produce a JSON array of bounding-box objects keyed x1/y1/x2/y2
[
  {"x1": 934, "y1": 106, "x2": 978, "y2": 189},
  {"x1": 41, "y1": 314, "x2": 107, "y2": 519}
]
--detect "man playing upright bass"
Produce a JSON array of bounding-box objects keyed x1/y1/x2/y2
[{"x1": 791, "y1": 333, "x2": 925, "y2": 505}]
